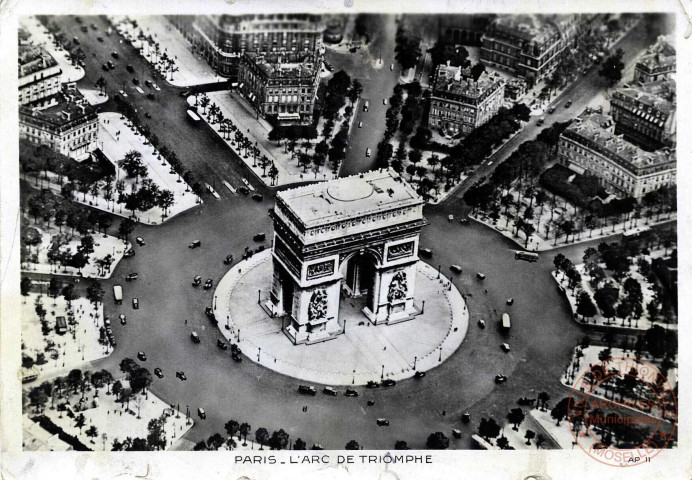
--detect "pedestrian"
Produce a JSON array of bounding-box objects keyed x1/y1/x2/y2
[
  {"x1": 442, "y1": 410, "x2": 446, "y2": 416},
  {"x1": 485, "y1": 289, "x2": 488, "y2": 293},
  {"x1": 185, "y1": 319, "x2": 187, "y2": 324}
]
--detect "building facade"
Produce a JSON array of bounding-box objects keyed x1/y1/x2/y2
[
  {"x1": 480, "y1": 14, "x2": 583, "y2": 81},
  {"x1": 18, "y1": 45, "x2": 62, "y2": 106},
  {"x1": 268, "y1": 169, "x2": 427, "y2": 345},
  {"x1": 167, "y1": 14, "x2": 324, "y2": 79},
  {"x1": 610, "y1": 79, "x2": 676, "y2": 151},
  {"x1": 19, "y1": 84, "x2": 99, "y2": 161},
  {"x1": 557, "y1": 112, "x2": 676, "y2": 199},
  {"x1": 428, "y1": 64, "x2": 506, "y2": 137},
  {"x1": 238, "y1": 51, "x2": 319, "y2": 125},
  {"x1": 633, "y1": 35, "x2": 676, "y2": 84}
]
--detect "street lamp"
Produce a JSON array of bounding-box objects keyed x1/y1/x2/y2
[
  {"x1": 353, "y1": 369, "x2": 356, "y2": 385},
  {"x1": 258, "y1": 347, "x2": 261, "y2": 362},
  {"x1": 438, "y1": 346, "x2": 442, "y2": 362},
  {"x1": 257, "y1": 289, "x2": 261, "y2": 305},
  {"x1": 437, "y1": 265, "x2": 441, "y2": 279},
  {"x1": 381, "y1": 364, "x2": 384, "y2": 381},
  {"x1": 214, "y1": 295, "x2": 217, "y2": 311},
  {"x1": 413, "y1": 356, "x2": 417, "y2": 370},
  {"x1": 226, "y1": 315, "x2": 230, "y2": 330}
]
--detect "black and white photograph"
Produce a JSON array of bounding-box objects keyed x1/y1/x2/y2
[{"x1": 0, "y1": 0, "x2": 687, "y2": 478}]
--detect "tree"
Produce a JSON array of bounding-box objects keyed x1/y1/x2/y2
[
  {"x1": 551, "y1": 398, "x2": 570, "y2": 425},
  {"x1": 426, "y1": 431, "x2": 449, "y2": 449},
  {"x1": 394, "y1": 27, "x2": 421, "y2": 72},
  {"x1": 394, "y1": 440, "x2": 409, "y2": 450},
  {"x1": 345, "y1": 440, "x2": 360, "y2": 450},
  {"x1": 67, "y1": 369, "x2": 83, "y2": 393},
  {"x1": 74, "y1": 413, "x2": 86, "y2": 433},
  {"x1": 239, "y1": 423, "x2": 251, "y2": 445},
  {"x1": 193, "y1": 441, "x2": 208, "y2": 451},
  {"x1": 471, "y1": 62, "x2": 486, "y2": 81},
  {"x1": 524, "y1": 430, "x2": 536, "y2": 446},
  {"x1": 576, "y1": 291, "x2": 597, "y2": 321},
  {"x1": 129, "y1": 367, "x2": 153, "y2": 395},
  {"x1": 496, "y1": 435, "x2": 510, "y2": 449},
  {"x1": 21, "y1": 277, "x2": 32, "y2": 296},
  {"x1": 269, "y1": 429, "x2": 290, "y2": 450},
  {"x1": 225, "y1": 419, "x2": 240, "y2": 439},
  {"x1": 207, "y1": 433, "x2": 225, "y2": 451},
  {"x1": 507, "y1": 408, "x2": 525, "y2": 431},
  {"x1": 119, "y1": 357, "x2": 139, "y2": 375},
  {"x1": 86, "y1": 425, "x2": 99, "y2": 443},
  {"x1": 118, "y1": 218, "x2": 135, "y2": 242},
  {"x1": 477, "y1": 417, "x2": 501, "y2": 443},
  {"x1": 157, "y1": 189, "x2": 175, "y2": 219},
  {"x1": 28, "y1": 386, "x2": 48, "y2": 412},
  {"x1": 293, "y1": 438, "x2": 307, "y2": 450},
  {"x1": 86, "y1": 281, "x2": 105, "y2": 308},
  {"x1": 599, "y1": 48, "x2": 625, "y2": 87}
]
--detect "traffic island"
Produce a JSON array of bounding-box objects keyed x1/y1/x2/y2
[{"x1": 213, "y1": 250, "x2": 469, "y2": 386}]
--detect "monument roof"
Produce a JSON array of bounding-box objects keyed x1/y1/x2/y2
[{"x1": 277, "y1": 169, "x2": 423, "y2": 227}]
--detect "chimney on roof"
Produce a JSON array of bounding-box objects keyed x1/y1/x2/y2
[
  {"x1": 62, "y1": 110, "x2": 72, "y2": 121},
  {"x1": 446, "y1": 60, "x2": 451, "y2": 67},
  {"x1": 454, "y1": 68, "x2": 461, "y2": 82}
]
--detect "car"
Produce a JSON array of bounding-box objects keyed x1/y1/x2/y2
[
  {"x1": 205, "y1": 306, "x2": 215, "y2": 319},
  {"x1": 111, "y1": 51, "x2": 119, "y2": 59},
  {"x1": 102, "y1": 64, "x2": 109, "y2": 72},
  {"x1": 217, "y1": 339, "x2": 228, "y2": 350},
  {"x1": 75, "y1": 16, "x2": 82, "y2": 23},
  {"x1": 230, "y1": 343, "x2": 240, "y2": 353},
  {"x1": 97, "y1": 36, "x2": 104, "y2": 42},
  {"x1": 109, "y1": 338, "x2": 117, "y2": 347},
  {"x1": 461, "y1": 411, "x2": 471, "y2": 423},
  {"x1": 419, "y1": 248, "x2": 433, "y2": 258},
  {"x1": 119, "y1": 90, "x2": 128, "y2": 98},
  {"x1": 358, "y1": 121, "x2": 363, "y2": 128},
  {"x1": 119, "y1": 313, "x2": 126, "y2": 322},
  {"x1": 192, "y1": 275, "x2": 202, "y2": 286},
  {"x1": 459, "y1": 218, "x2": 469, "y2": 224},
  {"x1": 191, "y1": 332, "x2": 200, "y2": 343},
  {"x1": 298, "y1": 385, "x2": 317, "y2": 395},
  {"x1": 452, "y1": 428, "x2": 462, "y2": 438},
  {"x1": 565, "y1": 100, "x2": 573, "y2": 108},
  {"x1": 107, "y1": 61, "x2": 115, "y2": 71},
  {"x1": 506, "y1": 298, "x2": 514, "y2": 306},
  {"x1": 204, "y1": 278, "x2": 213, "y2": 290},
  {"x1": 518, "y1": 397, "x2": 536, "y2": 406},
  {"x1": 223, "y1": 254, "x2": 234, "y2": 265},
  {"x1": 323, "y1": 387, "x2": 338, "y2": 396},
  {"x1": 132, "y1": 298, "x2": 139, "y2": 309},
  {"x1": 365, "y1": 148, "x2": 371, "y2": 157},
  {"x1": 253, "y1": 232, "x2": 266, "y2": 242},
  {"x1": 476, "y1": 272, "x2": 486, "y2": 280},
  {"x1": 90, "y1": 23, "x2": 97, "y2": 30},
  {"x1": 145, "y1": 112, "x2": 152, "y2": 119},
  {"x1": 198, "y1": 408, "x2": 206, "y2": 419},
  {"x1": 252, "y1": 193, "x2": 263, "y2": 201},
  {"x1": 80, "y1": 25, "x2": 88, "y2": 32},
  {"x1": 125, "y1": 273, "x2": 138, "y2": 281},
  {"x1": 132, "y1": 78, "x2": 139, "y2": 85},
  {"x1": 255, "y1": 245, "x2": 265, "y2": 253},
  {"x1": 147, "y1": 93, "x2": 155, "y2": 100},
  {"x1": 176, "y1": 371, "x2": 187, "y2": 381},
  {"x1": 390, "y1": 64, "x2": 394, "y2": 71},
  {"x1": 548, "y1": 106, "x2": 556, "y2": 114},
  {"x1": 145, "y1": 80, "x2": 153, "y2": 88},
  {"x1": 238, "y1": 186, "x2": 250, "y2": 195},
  {"x1": 154, "y1": 368, "x2": 164, "y2": 378},
  {"x1": 450, "y1": 265, "x2": 463, "y2": 274},
  {"x1": 501, "y1": 343, "x2": 511, "y2": 352},
  {"x1": 537, "y1": 117, "x2": 545, "y2": 126},
  {"x1": 382, "y1": 379, "x2": 396, "y2": 387},
  {"x1": 448, "y1": 214, "x2": 454, "y2": 221},
  {"x1": 105, "y1": 326, "x2": 112, "y2": 335},
  {"x1": 137, "y1": 351, "x2": 147, "y2": 361},
  {"x1": 123, "y1": 248, "x2": 134, "y2": 257},
  {"x1": 231, "y1": 352, "x2": 242, "y2": 362},
  {"x1": 495, "y1": 374, "x2": 507, "y2": 384},
  {"x1": 126, "y1": 65, "x2": 134, "y2": 73},
  {"x1": 414, "y1": 371, "x2": 426, "y2": 378},
  {"x1": 189, "y1": 240, "x2": 201, "y2": 249},
  {"x1": 478, "y1": 319, "x2": 486, "y2": 328},
  {"x1": 383, "y1": 98, "x2": 387, "y2": 105},
  {"x1": 344, "y1": 388, "x2": 359, "y2": 397},
  {"x1": 104, "y1": 318, "x2": 111, "y2": 327},
  {"x1": 366, "y1": 380, "x2": 380, "y2": 388},
  {"x1": 376, "y1": 418, "x2": 390, "y2": 427},
  {"x1": 152, "y1": 83, "x2": 160, "y2": 91},
  {"x1": 135, "y1": 237, "x2": 145, "y2": 246}
]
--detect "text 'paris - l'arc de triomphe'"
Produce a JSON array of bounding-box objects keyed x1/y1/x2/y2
[{"x1": 267, "y1": 169, "x2": 428, "y2": 345}]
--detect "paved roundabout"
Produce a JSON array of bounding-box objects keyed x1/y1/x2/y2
[{"x1": 214, "y1": 250, "x2": 469, "y2": 386}]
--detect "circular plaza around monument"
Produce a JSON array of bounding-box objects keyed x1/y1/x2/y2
[{"x1": 213, "y1": 249, "x2": 469, "y2": 386}]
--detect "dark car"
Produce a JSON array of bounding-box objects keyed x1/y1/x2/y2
[
  {"x1": 450, "y1": 265, "x2": 463, "y2": 274},
  {"x1": 190, "y1": 332, "x2": 200, "y2": 343},
  {"x1": 132, "y1": 77, "x2": 139, "y2": 85},
  {"x1": 565, "y1": 100, "x2": 573, "y2": 108},
  {"x1": 366, "y1": 380, "x2": 380, "y2": 388},
  {"x1": 107, "y1": 60, "x2": 115, "y2": 70},
  {"x1": 414, "y1": 371, "x2": 426, "y2": 378},
  {"x1": 137, "y1": 351, "x2": 147, "y2": 361},
  {"x1": 145, "y1": 80, "x2": 153, "y2": 88},
  {"x1": 344, "y1": 388, "x2": 358, "y2": 397},
  {"x1": 111, "y1": 51, "x2": 119, "y2": 59},
  {"x1": 176, "y1": 371, "x2": 187, "y2": 381},
  {"x1": 495, "y1": 374, "x2": 507, "y2": 384},
  {"x1": 376, "y1": 418, "x2": 390, "y2": 427},
  {"x1": 419, "y1": 248, "x2": 433, "y2": 258},
  {"x1": 189, "y1": 240, "x2": 201, "y2": 249},
  {"x1": 126, "y1": 64, "x2": 134, "y2": 73},
  {"x1": 252, "y1": 193, "x2": 263, "y2": 201},
  {"x1": 154, "y1": 368, "x2": 164, "y2": 378},
  {"x1": 123, "y1": 249, "x2": 135, "y2": 258},
  {"x1": 461, "y1": 411, "x2": 471, "y2": 423},
  {"x1": 298, "y1": 385, "x2": 317, "y2": 395},
  {"x1": 90, "y1": 23, "x2": 97, "y2": 30},
  {"x1": 125, "y1": 273, "x2": 138, "y2": 281},
  {"x1": 102, "y1": 64, "x2": 109, "y2": 71},
  {"x1": 217, "y1": 339, "x2": 228, "y2": 350},
  {"x1": 145, "y1": 112, "x2": 152, "y2": 119},
  {"x1": 97, "y1": 36, "x2": 104, "y2": 42},
  {"x1": 192, "y1": 275, "x2": 202, "y2": 286},
  {"x1": 476, "y1": 272, "x2": 486, "y2": 280},
  {"x1": 323, "y1": 387, "x2": 338, "y2": 396},
  {"x1": 548, "y1": 106, "x2": 556, "y2": 114},
  {"x1": 223, "y1": 254, "x2": 234, "y2": 265},
  {"x1": 135, "y1": 236, "x2": 145, "y2": 246},
  {"x1": 204, "y1": 278, "x2": 213, "y2": 290},
  {"x1": 147, "y1": 93, "x2": 155, "y2": 100},
  {"x1": 132, "y1": 298, "x2": 139, "y2": 309},
  {"x1": 80, "y1": 25, "x2": 88, "y2": 33},
  {"x1": 506, "y1": 298, "x2": 514, "y2": 306},
  {"x1": 205, "y1": 307, "x2": 215, "y2": 320},
  {"x1": 518, "y1": 397, "x2": 536, "y2": 406},
  {"x1": 238, "y1": 186, "x2": 250, "y2": 195},
  {"x1": 382, "y1": 379, "x2": 396, "y2": 387},
  {"x1": 253, "y1": 232, "x2": 266, "y2": 242},
  {"x1": 231, "y1": 352, "x2": 242, "y2": 362}
]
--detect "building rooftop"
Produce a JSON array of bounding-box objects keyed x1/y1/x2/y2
[
  {"x1": 614, "y1": 79, "x2": 676, "y2": 116},
  {"x1": 490, "y1": 14, "x2": 574, "y2": 45},
  {"x1": 433, "y1": 64, "x2": 504, "y2": 100},
  {"x1": 565, "y1": 112, "x2": 675, "y2": 169},
  {"x1": 277, "y1": 169, "x2": 423, "y2": 227},
  {"x1": 18, "y1": 44, "x2": 58, "y2": 78},
  {"x1": 23, "y1": 415, "x2": 72, "y2": 451},
  {"x1": 245, "y1": 51, "x2": 317, "y2": 79},
  {"x1": 636, "y1": 34, "x2": 676, "y2": 72},
  {"x1": 20, "y1": 86, "x2": 96, "y2": 129}
]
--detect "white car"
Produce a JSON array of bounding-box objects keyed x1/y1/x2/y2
[
  {"x1": 152, "y1": 83, "x2": 161, "y2": 91},
  {"x1": 358, "y1": 121, "x2": 363, "y2": 128},
  {"x1": 119, "y1": 90, "x2": 128, "y2": 97}
]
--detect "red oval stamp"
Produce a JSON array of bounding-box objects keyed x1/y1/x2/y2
[{"x1": 567, "y1": 356, "x2": 677, "y2": 467}]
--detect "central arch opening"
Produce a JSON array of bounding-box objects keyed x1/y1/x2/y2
[{"x1": 340, "y1": 251, "x2": 378, "y2": 315}]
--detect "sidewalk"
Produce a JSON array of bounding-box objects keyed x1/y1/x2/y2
[
  {"x1": 21, "y1": 16, "x2": 85, "y2": 83},
  {"x1": 110, "y1": 15, "x2": 218, "y2": 87},
  {"x1": 213, "y1": 250, "x2": 469, "y2": 386},
  {"x1": 79, "y1": 88, "x2": 109, "y2": 106}
]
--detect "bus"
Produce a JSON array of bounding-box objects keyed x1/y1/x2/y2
[
  {"x1": 622, "y1": 227, "x2": 650, "y2": 239},
  {"x1": 515, "y1": 251, "x2": 539, "y2": 263},
  {"x1": 187, "y1": 109, "x2": 201, "y2": 123},
  {"x1": 363, "y1": 100, "x2": 369, "y2": 112},
  {"x1": 113, "y1": 285, "x2": 123, "y2": 304},
  {"x1": 501, "y1": 313, "x2": 511, "y2": 331},
  {"x1": 56, "y1": 316, "x2": 67, "y2": 335}
]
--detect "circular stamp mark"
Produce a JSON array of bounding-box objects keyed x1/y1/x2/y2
[{"x1": 567, "y1": 356, "x2": 677, "y2": 467}]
